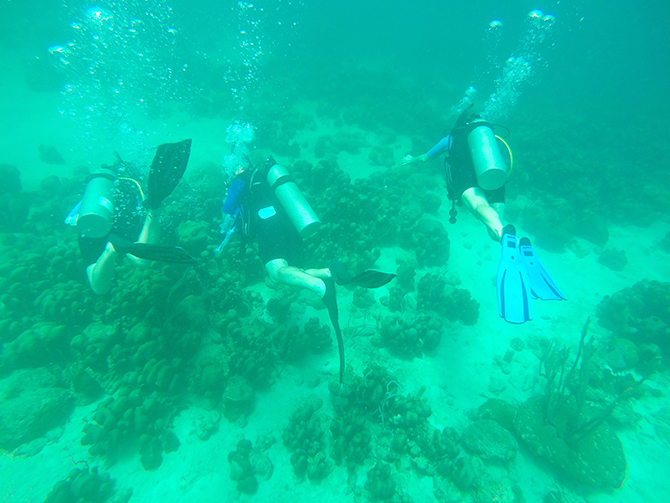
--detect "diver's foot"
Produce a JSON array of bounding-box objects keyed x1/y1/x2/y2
[
  {"x1": 488, "y1": 225, "x2": 503, "y2": 242},
  {"x1": 329, "y1": 260, "x2": 353, "y2": 285}
]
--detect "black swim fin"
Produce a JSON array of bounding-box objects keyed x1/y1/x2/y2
[
  {"x1": 143, "y1": 139, "x2": 192, "y2": 209},
  {"x1": 110, "y1": 236, "x2": 196, "y2": 264},
  {"x1": 322, "y1": 276, "x2": 344, "y2": 385},
  {"x1": 330, "y1": 260, "x2": 396, "y2": 289},
  {"x1": 347, "y1": 270, "x2": 397, "y2": 288}
]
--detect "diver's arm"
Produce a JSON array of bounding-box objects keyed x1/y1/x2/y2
[
  {"x1": 219, "y1": 178, "x2": 245, "y2": 234},
  {"x1": 401, "y1": 153, "x2": 430, "y2": 165},
  {"x1": 220, "y1": 212, "x2": 236, "y2": 234},
  {"x1": 86, "y1": 242, "x2": 119, "y2": 295},
  {"x1": 401, "y1": 135, "x2": 453, "y2": 166}
]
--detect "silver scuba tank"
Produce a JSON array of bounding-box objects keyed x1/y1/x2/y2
[
  {"x1": 77, "y1": 168, "x2": 116, "y2": 238},
  {"x1": 266, "y1": 164, "x2": 321, "y2": 237},
  {"x1": 467, "y1": 120, "x2": 508, "y2": 191}
]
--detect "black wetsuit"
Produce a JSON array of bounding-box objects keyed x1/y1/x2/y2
[{"x1": 223, "y1": 163, "x2": 305, "y2": 267}]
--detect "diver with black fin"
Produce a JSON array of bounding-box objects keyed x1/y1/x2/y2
[
  {"x1": 218, "y1": 134, "x2": 396, "y2": 384},
  {"x1": 67, "y1": 139, "x2": 195, "y2": 295},
  {"x1": 219, "y1": 155, "x2": 346, "y2": 382}
]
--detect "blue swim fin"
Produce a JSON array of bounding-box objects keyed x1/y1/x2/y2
[
  {"x1": 519, "y1": 237, "x2": 566, "y2": 301},
  {"x1": 497, "y1": 225, "x2": 533, "y2": 324}
]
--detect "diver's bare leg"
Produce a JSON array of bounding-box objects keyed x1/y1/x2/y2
[
  {"x1": 266, "y1": 259, "x2": 328, "y2": 298},
  {"x1": 129, "y1": 208, "x2": 161, "y2": 267},
  {"x1": 86, "y1": 242, "x2": 119, "y2": 295},
  {"x1": 462, "y1": 187, "x2": 503, "y2": 242}
]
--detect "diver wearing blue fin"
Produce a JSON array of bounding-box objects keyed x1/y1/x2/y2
[
  {"x1": 518, "y1": 237, "x2": 566, "y2": 301},
  {"x1": 497, "y1": 225, "x2": 566, "y2": 324},
  {"x1": 497, "y1": 225, "x2": 533, "y2": 324}
]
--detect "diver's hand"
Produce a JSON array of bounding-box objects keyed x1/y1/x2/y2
[
  {"x1": 401, "y1": 154, "x2": 415, "y2": 166},
  {"x1": 220, "y1": 213, "x2": 235, "y2": 235}
]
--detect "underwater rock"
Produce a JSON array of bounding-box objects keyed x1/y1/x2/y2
[
  {"x1": 473, "y1": 474, "x2": 517, "y2": 503},
  {"x1": 598, "y1": 248, "x2": 627, "y2": 271},
  {"x1": 70, "y1": 365, "x2": 104, "y2": 404},
  {"x1": 659, "y1": 231, "x2": 670, "y2": 253},
  {"x1": 461, "y1": 419, "x2": 518, "y2": 463},
  {"x1": 512, "y1": 395, "x2": 627, "y2": 489},
  {"x1": 476, "y1": 399, "x2": 518, "y2": 433},
  {"x1": 269, "y1": 317, "x2": 331, "y2": 363},
  {"x1": 0, "y1": 193, "x2": 30, "y2": 231},
  {"x1": 1, "y1": 322, "x2": 72, "y2": 371},
  {"x1": 177, "y1": 220, "x2": 211, "y2": 254},
  {"x1": 0, "y1": 164, "x2": 22, "y2": 193},
  {"x1": 368, "y1": 145, "x2": 395, "y2": 167},
  {"x1": 283, "y1": 395, "x2": 334, "y2": 480},
  {"x1": 575, "y1": 210, "x2": 609, "y2": 246},
  {"x1": 1, "y1": 367, "x2": 64, "y2": 394},
  {"x1": 605, "y1": 338, "x2": 639, "y2": 371},
  {"x1": 380, "y1": 312, "x2": 442, "y2": 357},
  {"x1": 39, "y1": 144, "x2": 66, "y2": 165},
  {"x1": 596, "y1": 279, "x2": 670, "y2": 355},
  {"x1": 395, "y1": 260, "x2": 416, "y2": 291},
  {"x1": 366, "y1": 463, "x2": 396, "y2": 501},
  {"x1": 0, "y1": 387, "x2": 74, "y2": 450},
  {"x1": 420, "y1": 192, "x2": 442, "y2": 215},
  {"x1": 140, "y1": 437, "x2": 163, "y2": 470},
  {"x1": 451, "y1": 455, "x2": 476, "y2": 491},
  {"x1": 44, "y1": 466, "x2": 116, "y2": 503},
  {"x1": 71, "y1": 322, "x2": 117, "y2": 373},
  {"x1": 228, "y1": 439, "x2": 274, "y2": 493},
  {"x1": 412, "y1": 217, "x2": 450, "y2": 267},
  {"x1": 166, "y1": 294, "x2": 208, "y2": 334},
  {"x1": 40, "y1": 174, "x2": 62, "y2": 193},
  {"x1": 223, "y1": 375, "x2": 254, "y2": 420},
  {"x1": 195, "y1": 410, "x2": 221, "y2": 441}
]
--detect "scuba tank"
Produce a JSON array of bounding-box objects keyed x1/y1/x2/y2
[
  {"x1": 77, "y1": 168, "x2": 116, "y2": 238},
  {"x1": 467, "y1": 119, "x2": 508, "y2": 191},
  {"x1": 266, "y1": 164, "x2": 321, "y2": 237}
]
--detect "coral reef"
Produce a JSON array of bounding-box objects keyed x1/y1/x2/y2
[
  {"x1": 43, "y1": 466, "x2": 128, "y2": 503},
  {"x1": 417, "y1": 273, "x2": 480, "y2": 326},
  {"x1": 0, "y1": 382, "x2": 73, "y2": 451},
  {"x1": 477, "y1": 321, "x2": 633, "y2": 490},
  {"x1": 39, "y1": 144, "x2": 66, "y2": 165},
  {"x1": 598, "y1": 248, "x2": 627, "y2": 271},
  {"x1": 282, "y1": 395, "x2": 332, "y2": 481},
  {"x1": 228, "y1": 439, "x2": 274, "y2": 494},
  {"x1": 380, "y1": 313, "x2": 443, "y2": 357},
  {"x1": 597, "y1": 279, "x2": 670, "y2": 357}
]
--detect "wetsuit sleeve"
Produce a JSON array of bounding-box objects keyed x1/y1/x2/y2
[
  {"x1": 222, "y1": 178, "x2": 245, "y2": 215},
  {"x1": 426, "y1": 135, "x2": 454, "y2": 160}
]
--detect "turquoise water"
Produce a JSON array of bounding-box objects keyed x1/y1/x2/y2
[{"x1": 1, "y1": 1, "x2": 669, "y2": 502}]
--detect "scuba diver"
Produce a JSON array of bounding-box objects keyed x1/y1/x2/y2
[
  {"x1": 401, "y1": 107, "x2": 506, "y2": 242},
  {"x1": 67, "y1": 139, "x2": 195, "y2": 295},
  {"x1": 401, "y1": 108, "x2": 565, "y2": 324},
  {"x1": 217, "y1": 152, "x2": 395, "y2": 384}
]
